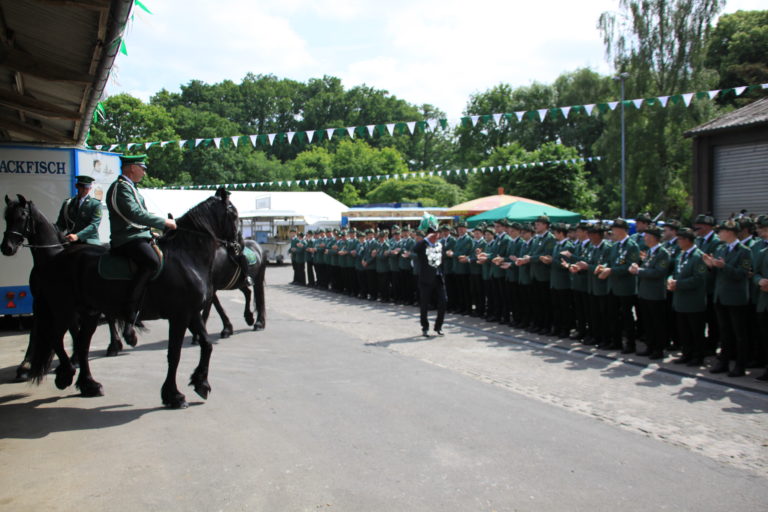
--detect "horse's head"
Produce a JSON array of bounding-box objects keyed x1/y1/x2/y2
[
  {"x1": 214, "y1": 187, "x2": 239, "y2": 243},
  {"x1": 174, "y1": 188, "x2": 240, "y2": 247},
  {"x1": 2, "y1": 194, "x2": 32, "y2": 256}
]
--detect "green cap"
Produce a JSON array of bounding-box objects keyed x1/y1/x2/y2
[
  {"x1": 694, "y1": 213, "x2": 717, "y2": 226},
  {"x1": 456, "y1": 221, "x2": 468, "y2": 228},
  {"x1": 756, "y1": 215, "x2": 768, "y2": 228},
  {"x1": 120, "y1": 154, "x2": 147, "y2": 167},
  {"x1": 75, "y1": 175, "x2": 95, "y2": 186},
  {"x1": 636, "y1": 212, "x2": 652, "y2": 223},
  {"x1": 612, "y1": 218, "x2": 630, "y2": 230},
  {"x1": 716, "y1": 220, "x2": 740, "y2": 233},
  {"x1": 664, "y1": 219, "x2": 682, "y2": 231},
  {"x1": 645, "y1": 225, "x2": 662, "y2": 239},
  {"x1": 677, "y1": 227, "x2": 696, "y2": 241}
]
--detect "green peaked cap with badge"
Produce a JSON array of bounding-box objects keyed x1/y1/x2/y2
[
  {"x1": 120, "y1": 154, "x2": 147, "y2": 167},
  {"x1": 75, "y1": 175, "x2": 95, "y2": 186},
  {"x1": 418, "y1": 212, "x2": 439, "y2": 233}
]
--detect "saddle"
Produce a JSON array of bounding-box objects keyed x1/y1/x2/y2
[
  {"x1": 98, "y1": 245, "x2": 164, "y2": 281},
  {"x1": 243, "y1": 246, "x2": 258, "y2": 266}
]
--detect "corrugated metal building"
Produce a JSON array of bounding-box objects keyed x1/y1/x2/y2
[{"x1": 686, "y1": 97, "x2": 768, "y2": 221}]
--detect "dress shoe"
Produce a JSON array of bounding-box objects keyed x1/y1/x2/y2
[
  {"x1": 582, "y1": 336, "x2": 597, "y2": 346},
  {"x1": 709, "y1": 360, "x2": 729, "y2": 374},
  {"x1": 672, "y1": 356, "x2": 691, "y2": 364},
  {"x1": 621, "y1": 345, "x2": 636, "y2": 355},
  {"x1": 434, "y1": 330, "x2": 444, "y2": 336},
  {"x1": 635, "y1": 349, "x2": 652, "y2": 356},
  {"x1": 727, "y1": 365, "x2": 746, "y2": 377},
  {"x1": 421, "y1": 330, "x2": 429, "y2": 338}
]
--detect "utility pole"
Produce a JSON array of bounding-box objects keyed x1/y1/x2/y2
[{"x1": 613, "y1": 72, "x2": 629, "y2": 218}]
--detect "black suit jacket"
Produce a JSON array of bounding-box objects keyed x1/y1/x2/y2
[{"x1": 413, "y1": 239, "x2": 444, "y2": 286}]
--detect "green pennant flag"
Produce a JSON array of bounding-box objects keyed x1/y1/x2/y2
[
  {"x1": 135, "y1": 0, "x2": 153, "y2": 14},
  {"x1": 119, "y1": 39, "x2": 128, "y2": 56}
]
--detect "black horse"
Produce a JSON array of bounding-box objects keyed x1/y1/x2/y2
[
  {"x1": 27, "y1": 188, "x2": 239, "y2": 408},
  {"x1": 1, "y1": 195, "x2": 126, "y2": 381},
  {"x1": 195, "y1": 237, "x2": 266, "y2": 343}
]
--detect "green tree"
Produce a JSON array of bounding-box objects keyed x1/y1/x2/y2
[
  {"x1": 705, "y1": 10, "x2": 768, "y2": 103},
  {"x1": 366, "y1": 176, "x2": 466, "y2": 207}
]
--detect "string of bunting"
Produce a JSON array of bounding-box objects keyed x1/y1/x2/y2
[
  {"x1": 153, "y1": 156, "x2": 602, "y2": 191},
  {"x1": 91, "y1": 82, "x2": 768, "y2": 154}
]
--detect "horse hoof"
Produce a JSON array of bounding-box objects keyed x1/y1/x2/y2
[
  {"x1": 253, "y1": 323, "x2": 265, "y2": 331},
  {"x1": 14, "y1": 366, "x2": 30, "y2": 382},
  {"x1": 54, "y1": 363, "x2": 76, "y2": 389},
  {"x1": 106, "y1": 343, "x2": 122, "y2": 357},
  {"x1": 192, "y1": 382, "x2": 210, "y2": 400},
  {"x1": 162, "y1": 393, "x2": 188, "y2": 409},
  {"x1": 220, "y1": 330, "x2": 232, "y2": 339},
  {"x1": 245, "y1": 314, "x2": 255, "y2": 326},
  {"x1": 123, "y1": 327, "x2": 138, "y2": 347},
  {"x1": 77, "y1": 379, "x2": 104, "y2": 397}
]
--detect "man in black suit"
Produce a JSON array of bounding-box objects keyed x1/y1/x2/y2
[{"x1": 413, "y1": 214, "x2": 447, "y2": 337}]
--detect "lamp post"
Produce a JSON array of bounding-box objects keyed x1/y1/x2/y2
[{"x1": 613, "y1": 72, "x2": 629, "y2": 218}]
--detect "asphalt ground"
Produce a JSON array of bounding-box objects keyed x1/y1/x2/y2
[{"x1": 0, "y1": 265, "x2": 766, "y2": 511}]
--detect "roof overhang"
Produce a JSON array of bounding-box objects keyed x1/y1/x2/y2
[{"x1": 0, "y1": 0, "x2": 133, "y2": 146}]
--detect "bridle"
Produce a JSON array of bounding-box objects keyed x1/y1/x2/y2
[{"x1": 3, "y1": 203, "x2": 68, "y2": 249}]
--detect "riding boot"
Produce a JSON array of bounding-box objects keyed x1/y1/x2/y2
[{"x1": 123, "y1": 269, "x2": 153, "y2": 344}]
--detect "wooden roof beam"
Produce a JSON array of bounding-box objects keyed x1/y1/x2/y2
[
  {"x1": 0, "y1": 45, "x2": 94, "y2": 84},
  {"x1": 0, "y1": 114, "x2": 74, "y2": 143},
  {"x1": 0, "y1": 88, "x2": 81, "y2": 119},
  {"x1": 33, "y1": 0, "x2": 112, "y2": 11}
]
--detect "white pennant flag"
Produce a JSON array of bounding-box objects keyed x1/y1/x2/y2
[
  {"x1": 313, "y1": 179, "x2": 319, "y2": 185},
  {"x1": 384, "y1": 175, "x2": 389, "y2": 180},
  {"x1": 446, "y1": 170, "x2": 452, "y2": 175},
  {"x1": 492, "y1": 113, "x2": 502, "y2": 125},
  {"x1": 428, "y1": 171, "x2": 434, "y2": 176},
  {"x1": 306, "y1": 130, "x2": 315, "y2": 143},
  {"x1": 177, "y1": 140, "x2": 187, "y2": 149},
  {"x1": 126, "y1": 143, "x2": 135, "y2": 150},
  {"x1": 448, "y1": 118, "x2": 460, "y2": 130},
  {"x1": 109, "y1": 144, "x2": 119, "y2": 151},
  {"x1": 347, "y1": 127, "x2": 356, "y2": 138},
  {"x1": 682, "y1": 93, "x2": 694, "y2": 106},
  {"x1": 406, "y1": 121, "x2": 416, "y2": 134},
  {"x1": 420, "y1": 172, "x2": 425, "y2": 177},
  {"x1": 286, "y1": 132, "x2": 295, "y2": 144},
  {"x1": 515, "y1": 111, "x2": 525, "y2": 122},
  {"x1": 393, "y1": 174, "x2": 399, "y2": 180},
  {"x1": 326, "y1": 128, "x2": 335, "y2": 140},
  {"x1": 632, "y1": 99, "x2": 644, "y2": 109},
  {"x1": 366, "y1": 125, "x2": 376, "y2": 137},
  {"x1": 402, "y1": 173, "x2": 408, "y2": 179},
  {"x1": 762, "y1": 83, "x2": 768, "y2": 89},
  {"x1": 481, "y1": 168, "x2": 486, "y2": 173},
  {"x1": 277, "y1": 181, "x2": 283, "y2": 186},
  {"x1": 213, "y1": 137, "x2": 221, "y2": 149},
  {"x1": 657, "y1": 96, "x2": 670, "y2": 107},
  {"x1": 584, "y1": 104, "x2": 595, "y2": 115},
  {"x1": 470, "y1": 115, "x2": 480, "y2": 126},
  {"x1": 230, "y1": 136, "x2": 239, "y2": 147},
  {"x1": 367, "y1": 176, "x2": 372, "y2": 181},
  {"x1": 385, "y1": 123, "x2": 395, "y2": 136},
  {"x1": 707, "y1": 89, "x2": 720, "y2": 100},
  {"x1": 734, "y1": 86, "x2": 747, "y2": 96},
  {"x1": 436, "y1": 171, "x2": 442, "y2": 176},
  {"x1": 145, "y1": 142, "x2": 153, "y2": 150},
  {"x1": 341, "y1": 177, "x2": 346, "y2": 183},
  {"x1": 537, "y1": 109, "x2": 548, "y2": 121},
  {"x1": 607, "y1": 101, "x2": 619, "y2": 111},
  {"x1": 505, "y1": 165, "x2": 511, "y2": 170},
  {"x1": 322, "y1": 178, "x2": 327, "y2": 184},
  {"x1": 267, "y1": 133, "x2": 276, "y2": 146},
  {"x1": 331, "y1": 178, "x2": 336, "y2": 184},
  {"x1": 561, "y1": 106, "x2": 571, "y2": 118},
  {"x1": 194, "y1": 138, "x2": 204, "y2": 147},
  {"x1": 286, "y1": 181, "x2": 293, "y2": 186},
  {"x1": 463, "y1": 169, "x2": 469, "y2": 174},
  {"x1": 249, "y1": 135, "x2": 257, "y2": 146},
  {"x1": 94, "y1": 145, "x2": 102, "y2": 150},
  {"x1": 473, "y1": 168, "x2": 478, "y2": 173},
  {"x1": 427, "y1": 119, "x2": 438, "y2": 131}
]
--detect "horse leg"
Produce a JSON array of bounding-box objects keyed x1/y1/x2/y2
[
  {"x1": 161, "y1": 318, "x2": 188, "y2": 409},
  {"x1": 68, "y1": 320, "x2": 80, "y2": 368},
  {"x1": 188, "y1": 313, "x2": 212, "y2": 400},
  {"x1": 212, "y1": 293, "x2": 233, "y2": 339},
  {"x1": 15, "y1": 337, "x2": 33, "y2": 382},
  {"x1": 241, "y1": 283, "x2": 255, "y2": 326},
  {"x1": 106, "y1": 316, "x2": 124, "y2": 357},
  {"x1": 192, "y1": 298, "x2": 213, "y2": 345},
  {"x1": 74, "y1": 313, "x2": 104, "y2": 397},
  {"x1": 253, "y1": 264, "x2": 266, "y2": 331}
]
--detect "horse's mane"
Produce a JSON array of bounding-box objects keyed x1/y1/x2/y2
[{"x1": 160, "y1": 194, "x2": 235, "y2": 251}]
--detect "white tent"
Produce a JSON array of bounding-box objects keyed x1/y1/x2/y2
[{"x1": 139, "y1": 189, "x2": 347, "y2": 230}]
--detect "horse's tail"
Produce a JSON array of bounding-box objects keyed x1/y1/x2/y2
[{"x1": 28, "y1": 296, "x2": 55, "y2": 382}]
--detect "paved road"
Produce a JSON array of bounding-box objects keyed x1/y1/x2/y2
[{"x1": 1, "y1": 265, "x2": 766, "y2": 511}]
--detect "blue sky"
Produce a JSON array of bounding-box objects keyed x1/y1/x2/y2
[{"x1": 112, "y1": 0, "x2": 764, "y2": 120}]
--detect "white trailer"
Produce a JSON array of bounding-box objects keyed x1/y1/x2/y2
[{"x1": 0, "y1": 145, "x2": 121, "y2": 315}]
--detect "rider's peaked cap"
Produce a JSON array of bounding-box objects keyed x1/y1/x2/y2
[{"x1": 120, "y1": 154, "x2": 147, "y2": 167}]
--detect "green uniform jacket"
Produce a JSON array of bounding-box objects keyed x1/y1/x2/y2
[
  {"x1": 630, "y1": 232, "x2": 648, "y2": 252},
  {"x1": 469, "y1": 238, "x2": 486, "y2": 276},
  {"x1": 452, "y1": 233, "x2": 473, "y2": 275},
  {"x1": 490, "y1": 233, "x2": 510, "y2": 279},
  {"x1": 505, "y1": 237, "x2": 522, "y2": 283},
  {"x1": 388, "y1": 238, "x2": 401, "y2": 272},
  {"x1": 696, "y1": 231, "x2": 721, "y2": 295},
  {"x1": 106, "y1": 175, "x2": 166, "y2": 248},
  {"x1": 606, "y1": 237, "x2": 640, "y2": 297},
  {"x1": 375, "y1": 240, "x2": 390, "y2": 273},
  {"x1": 752, "y1": 245, "x2": 768, "y2": 313},
  {"x1": 442, "y1": 236, "x2": 456, "y2": 275},
  {"x1": 672, "y1": 248, "x2": 707, "y2": 313},
  {"x1": 55, "y1": 195, "x2": 102, "y2": 245},
  {"x1": 637, "y1": 245, "x2": 670, "y2": 301},
  {"x1": 587, "y1": 241, "x2": 611, "y2": 296},
  {"x1": 517, "y1": 239, "x2": 533, "y2": 285},
  {"x1": 750, "y1": 239, "x2": 768, "y2": 305},
  {"x1": 530, "y1": 231, "x2": 555, "y2": 282},
  {"x1": 482, "y1": 237, "x2": 496, "y2": 281},
  {"x1": 289, "y1": 237, "x2": 298, "y2": 263},
  {"x1": 399, "y1": 237, "x2": 415, "y2": 271},
  {"x1": 363, "y1": 240, "x2": 377, "y2": 271},
  {"x1": 550, "y1": 239, "x2": 574, "y2": 290},
  {"x1": 570, "y1": 240, "x2": 590, "y2": 292},
  {"x1": 663, "y1": 239, "x2": 681, "y2": 275},
  {"x1": 295, "y1": 238, "x2": 306, "y2": 264},
  {"x1": 343, "y1": 239, "x2": 357, "y2": 268},
  {"x1": 712, "y1": 242, "x2": 752, "y2": 306}
]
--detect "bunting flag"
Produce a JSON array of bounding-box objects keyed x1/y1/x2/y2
[
  {"x1": 89, "y1": 83, "x2": 768, "y2": 153},
  {"x1": 153, "y1": 156, "x2": 602, "y2": 190}
]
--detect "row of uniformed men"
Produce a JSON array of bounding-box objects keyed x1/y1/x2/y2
[{"x1": 288, "y1": 212, "x2": 768, "y2": 381}]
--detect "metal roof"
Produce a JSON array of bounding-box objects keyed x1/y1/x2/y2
[
  {"x1": 685, "y1": 97, "x2": 768, "y2": 138},
  {"x1": 0, "y1": 0, "x2": 132, "y2": 146}
]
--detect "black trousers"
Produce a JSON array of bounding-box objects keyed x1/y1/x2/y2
[
  {"x1": 306, "y1": 261, "x2": 315, "y2": 286},
  {"x1": 572, "y1": 290, "x2": 589, "y2": 337},
  {"x1": 715, "y1": 302, "x2": 750, "y2": 367},
  {"x1": 111, "y1": 238, "x2": 161, "y2": 309},
  {"x1": 589, "y1": 294, "x2": 610, "y2": 345},
  {"x1": 639, "y1": 298, "x2": 667, "y2": 354},
  {"x1": 704, "y1": 294, "x2": 719, "y2": 354},
  {"x1": 419, "y1": 277, "x2": 447, "y2": 332},
  {"x1": 517, "y1": 284, "x2": 533, "y2": 327},
  {"x1": 758, "y1": 311, "x2": 768, "y2": 369},
  {"x1": 606, "y1": 293, "x2": 636, "y2": 346},
  {"x1": 445, "y1": 273, "x2": 457, "y2": 311},
  {"x1": 357, "y1": 270, "x2": 367, "y2": 297},
  {"x1": 469, "y1": 274, "x2": 484, "y2": 316},
  {"x1": 506, "y1": 281, "x2": 519, "y2": 323},
  {"x1": 366, "y1": 270, "x2": 377, "y2": 299},
  {"x1": 492, "y1": 277, "x2": 508, "y2": 321},
  {"x1": 377, "y1": 272, "x2": 390, "y2": 301},
  {"x1": 551, "y1": 288, "x2": 573, "y2": 334},
  {"x1": 676, "y1": 311, "x2": 705, "y2": 361},
  {"x1": 532, "y1": 280, "x2": 552, "y2": 329},
  {"x1": 454, "y1": 274, "x2": 470, "y2": 313}
]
